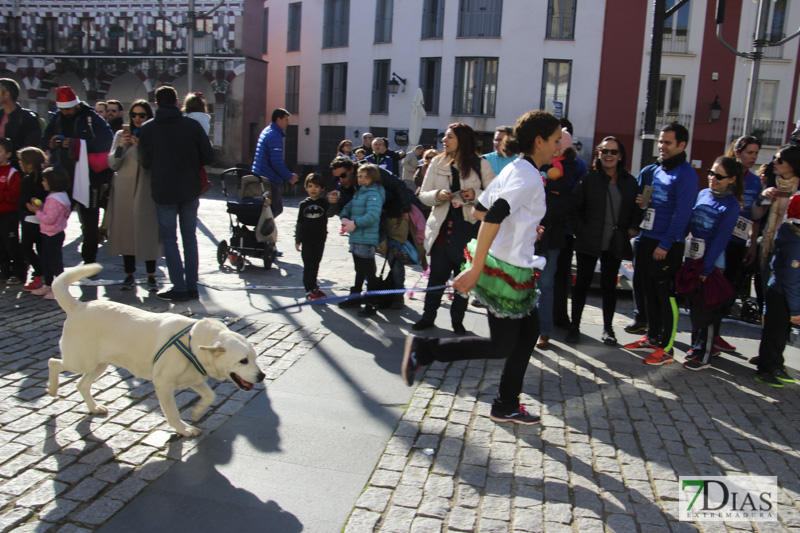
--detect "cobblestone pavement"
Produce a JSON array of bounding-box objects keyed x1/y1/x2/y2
[
  {"x1": 346, "y1": 332, "x2": 800, "y2": 532},
  {"x1": 1, "y1": 182, "x2": 798, "y2": 533}
]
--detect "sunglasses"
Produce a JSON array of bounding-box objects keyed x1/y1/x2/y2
[
  {"x1": 774, "y1": 156, "x2": 784, "y2": 165},
  {"x1": 130, "y1": 112, "x2": 148, "y2": 119},
  {"x1": 425, "y1": 156, "x2": 434, "y2": 160},
  {"x1": 707, "y1": 169, "x2": 732, "y2": 180},
  {"x1": 332, "y1": 171, "x2": 347, "y2": 180},
  {"x1": 599, "y1": 149, "x2": 620, "y2": 155}
]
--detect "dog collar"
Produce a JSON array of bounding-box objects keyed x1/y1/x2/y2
[{"x1": 153, "y1": 323, "x2": 208, "y2": 377}]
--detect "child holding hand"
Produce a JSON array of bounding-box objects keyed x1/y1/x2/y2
[
  {"x1": 17, "y1": 147, "x2": 48, "y2": 291},
  {"x1": 340, "y1": 164, "x2": 385, "y2": 317},
  {"x1": 26, "y1": 166, "x2": 71, "y2": 299}
]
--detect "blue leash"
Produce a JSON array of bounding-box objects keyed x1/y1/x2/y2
[{"x1": 268, "y1": 284, "x2": 449, "y2": 313}]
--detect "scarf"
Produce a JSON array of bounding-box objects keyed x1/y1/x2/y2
[
  {"x1": 710, "y1": 186, "x2": 734, "y2": 199},
  {"x1": 658, "y1": 151, "x2": 687, "y2": 171},
  {"x1": 761, "y1": 175, "x2": 799, "y2": 267}
]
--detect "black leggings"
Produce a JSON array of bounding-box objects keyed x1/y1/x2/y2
[
  {"x1": 415, "y1": 309, "x2": 540, "y2": 412},
  {"x1": 571, "y1": 251, "x2": 621, "y2": 330},
  {"x1": 20, "y1": 221, "x2": 42, "y2": 277},
  {"x1": 353, "y1": 254, "x2": 378, "y2": 304},
  {"x1": 123, "y1": 255, "x2": 156, "y2": 275}
]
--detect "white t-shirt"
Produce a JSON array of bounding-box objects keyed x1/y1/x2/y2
[{"x1": 478, "y1": 157, "x2": 547, "y2": 269}]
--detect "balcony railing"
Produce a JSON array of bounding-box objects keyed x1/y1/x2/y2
[
  {"x1": 662, "y1": 28, "x2": 689, "y2": 54},
  {"x1": 640, "y1": 112, "x2": 693, "y2": 137},
  {"x1": 730, "y1": 118, "x2": 786, "y2": 146}
]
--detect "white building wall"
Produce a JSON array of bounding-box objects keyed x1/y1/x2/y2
[{"x1": 264, "y1": 0, "x2": 607, "y2": 167}]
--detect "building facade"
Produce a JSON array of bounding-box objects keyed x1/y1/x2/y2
[
  {"x1": 261, "y1": 0, "x2": 607, "y2": 171},
  {"x1": 0, "y1": 0, "x2": 267, "y2": 165}
]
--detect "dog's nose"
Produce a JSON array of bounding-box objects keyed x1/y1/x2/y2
[{"x1": 257, "y1": 371, "x2": 266, "y2": 382}]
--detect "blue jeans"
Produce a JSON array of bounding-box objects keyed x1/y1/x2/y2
[
  {"x1": 155, "y1": 199, "x2": 199, "y2": 293},
  {"x1": 535, "y1": 248, "x2": 560, "y2": 335}
]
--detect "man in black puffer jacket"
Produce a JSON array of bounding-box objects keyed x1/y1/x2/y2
[{"x1": 138, "y1": 86, "x2": 214, "y2": 302}]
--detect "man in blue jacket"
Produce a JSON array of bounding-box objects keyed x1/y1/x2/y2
[
  {"x1": 624, "y1": 123, "x2": 697, "y2": 365},
  {"x1": 139, "y1": 86, "x2": 214, "y2": 302},
  {"x1": 252, "y1": 109, "x2": 299, "y2": 255}
]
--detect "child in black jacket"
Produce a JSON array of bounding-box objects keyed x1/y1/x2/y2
[{"x1": 295, "y1": 173, "x2": 333, "y2": 299}]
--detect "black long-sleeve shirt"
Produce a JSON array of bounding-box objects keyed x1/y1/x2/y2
[{"x1": 295, "y1": 197, "x2": 332, "y2": 245}]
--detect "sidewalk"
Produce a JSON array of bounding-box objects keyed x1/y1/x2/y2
[{"x1": 0, "y1": 189, "x2": 797, "y2": 533}]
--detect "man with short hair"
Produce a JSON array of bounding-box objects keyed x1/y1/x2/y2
[
  {"x1": 105, "y1": 100, "x2": 124, "y2": 132},
  {"x1": 252, "y1": 108, "x2": 300, "y2": 255},
  {"x1": 624, "y1": 123, "x2": 697, "y2": 365},
  {"x1": 138, "y1": 86, "x2": 214, "y2": 301},
  {"x1": 359, "y1": 132, "x2": 374, "y2": 157},
  {"x1": 366, "y1": 137, "x2": 395, "y2": 174},
  {"x1": 0, "y1": 78, "x2": 42, "y2": 168},
  {"x1": 42, "y1": 86, "x2": 113, "y2": 264},
  {"x1": 482, "y1": 126, "x2": 516, "y2": 176},
  {"x1": 94, "y1": 102, "x2": 107, "y2": 121}
]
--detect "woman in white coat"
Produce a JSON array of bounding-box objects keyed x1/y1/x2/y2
[
  {"x1": 106, "y1": 100, "x2": 162, "y2": 291},
  {"x1": 413, "y1": 123, "x2": 495, "y2": 334}
]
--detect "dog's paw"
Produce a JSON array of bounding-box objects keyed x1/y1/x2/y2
[
  {"x1": 176, "y1": 424, "x2": 202, "y2": 437},
  {"x1": 46, "y1": 386, "x2": 58, "y2": 397},
  {"x1": 90, "y1": 405, "x2": 109, "y2": 415}
]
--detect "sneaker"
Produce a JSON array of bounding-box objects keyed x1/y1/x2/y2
[
  {"x1": 43, "y1": 290, "x2": 56, "y2": 300},
  {"x1": 187, "y1": 290, "x2": 200, "y2": 300},
  {"x1": 754, "y1": 371, "x2": 784, "y2": 388},
  {"x1": 489, "y1": 403, "x2": 541, "y2": 425},
  {"x1": 624, "y1": 320, "x2": 648, "y2": 334},
  {"x1": 683, "y1": 358, "x2": 711, "y2": 371},
  {"x1": 774, "y1": 369, "x2": 796, "y2": 383},
  {"x1": 358, "y1": 304, "x2": 377, "y2": 317},
  {"x1": 644, "y1": 348, "x2": 674, "y2": 366},
  {"x1": 121, "y1": 275, "x2": 135, "y2": 290},
  {"x1": 624, "y1": 335, "x2": 659, "y2": 352},
  {"x1": 602, "y1": 329, "x2": 617, "y2": 346},
  {"x1": 470, "y1": 299, "x2": 486, "y2": 308},
  {"x1": 714, "y1": 336, "x2": 737, "y2": 353},
  {"x1": 275, "y1": 250, "x2": 284, "y2": 257},
  {"x1": 146, "y1": 277, "x2": 158, "y2": 292},
  {"x1": 413, "y1": 318, "x2": 435, "y2": 331},
  {"x1": 401, "y1": 336, "x2": 421, "y2": 386},
  {"x1": 23, "y1": 276, "x2": 43, "y2": 291},
  {"x1": 565, "y1": 326, "x2": 580, "y2": 344},
  {"x1": 31, "y1": 285, "x2": 52, "y2": 296},
  {"x1": 6, "y1": 275, "x2": 23, "y2": 285},
  {"x1": 315, "y1": 288, "x2": 327, "y2": 299},
  {"x1": 157, "y1": 289, "x2": 190, "y2": 302},
  {"x1": 748, "y1": 356, "x2": 760, "y2": 366}
]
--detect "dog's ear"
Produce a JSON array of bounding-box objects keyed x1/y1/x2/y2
[{"x1": 199, "y1": 342, "x2": 226, "y2": 356}]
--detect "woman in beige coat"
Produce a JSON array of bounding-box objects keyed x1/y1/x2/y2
[
  {"x1": 413, "y1": 123, "x2": 495, "y2": 334},
  {"x1": 106, "y1": 100, "x2": 162, "y2": 292}
]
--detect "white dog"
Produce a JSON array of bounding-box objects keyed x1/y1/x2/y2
[{"x1": 47, "y1": 264, "x2": 265, "y2": 436}]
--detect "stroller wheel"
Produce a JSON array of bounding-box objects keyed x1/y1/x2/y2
[
  {"x1": 263, "y1": 242, "x2": 277, "y2": 270},
  {"x1": 235, "y1": 256, "x2": 246, "y2": 272},
  {"x1": 217, "y1": 240, "x2": 228, "y2": 266}
]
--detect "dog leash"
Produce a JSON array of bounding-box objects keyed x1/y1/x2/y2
[
  {"x1": 153, "y1": 324, "x2": 208, "y2": 377},
  {"x1": 267, "y1": 284, "x2": 450, "y2": 314}
]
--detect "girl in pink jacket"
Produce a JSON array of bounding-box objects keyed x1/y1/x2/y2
[{"x1": 26, "y1": 167, "x2": 71, "y2": 299}]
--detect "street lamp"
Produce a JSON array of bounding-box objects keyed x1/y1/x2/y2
[{"x1": 387, "y1": 72, "x2": 406, "y2": 96}]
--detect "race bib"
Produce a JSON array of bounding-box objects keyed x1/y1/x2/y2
[
  {"x1": 732, "y1": 216, "x2": 753, "y2": 241},
  {"x1": 640, "y1": 208, "x2": 655, "y2": 231},
  {"x1": 685, "y1": 236, "x2": 706, "y2": 259}
]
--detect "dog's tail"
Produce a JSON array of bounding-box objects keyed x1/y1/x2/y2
[{"x1": 52, "y1": 263, "x2": 103, "y2": 314}]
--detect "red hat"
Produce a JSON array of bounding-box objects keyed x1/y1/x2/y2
[
  {"x1": 788, "y1": 193, "x2": 800, "y2": 224},
  {"x1": 55, "y1": 86, "x2": 79, "y2": 109}
]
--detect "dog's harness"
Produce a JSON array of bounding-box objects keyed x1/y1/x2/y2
[{"x1": 153, "y1": 324, "x2": 208, "y2": 377}]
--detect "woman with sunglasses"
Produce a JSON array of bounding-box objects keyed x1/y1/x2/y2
[
  {"x1": 681, "y1": 157, "x2": 743, "y2": 371},
  {"x1": 337, "y1": 139, "x2": 357, "y2": 161},
  {"x1": 106, "y1": 99, "x2": 161, "y2": 292},
  {"x1": 568, "y1": 137, "x2": 640, "y2": 346}
]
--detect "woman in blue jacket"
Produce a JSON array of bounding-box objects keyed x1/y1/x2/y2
[
  {"x1": 340, "y1": 163, "x2": 386, "y2": 317},
  {"x1": 683, "y1": 156, "x2": 742, "y2": 371}
]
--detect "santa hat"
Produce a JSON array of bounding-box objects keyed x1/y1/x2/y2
[
  {"x1": 788, "y1": 193, "x2": 800, "y2": 224},
  {"x1": 560, "y1": 128, "x2": 573, "y2": 150},
  {"x1": 55, "y1": 86, "x2": 79, "y2": 109}
]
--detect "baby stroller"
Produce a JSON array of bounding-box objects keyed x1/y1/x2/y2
[{"x1": 216, "y1": 167, "x2": 278, "y2": 271}]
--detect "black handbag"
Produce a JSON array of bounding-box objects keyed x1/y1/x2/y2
[
  {"x1": 607, "y1": 186, "x2": 634, "y2": 260},
  {"x1": 372, "y1": 256, "x2": 396, "y2": 309}
]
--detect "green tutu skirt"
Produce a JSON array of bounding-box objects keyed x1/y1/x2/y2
[{"x1": 462, "y1": 239, "x2": 538, "y2": 319}]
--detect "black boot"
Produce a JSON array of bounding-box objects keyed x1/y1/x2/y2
[{"x1": 338, "y1": 287, "x2": 363, "y2": 308}]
